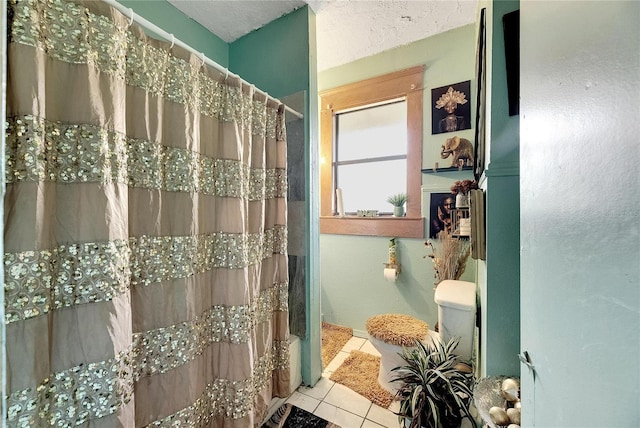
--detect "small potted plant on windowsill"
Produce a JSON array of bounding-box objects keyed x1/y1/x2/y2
[
  {"x1": 387, "y1": 193, "x2": 408, "y2": 217},
  {"x1": 391, "y1": 337, "x2": 475, "y2": 428}
]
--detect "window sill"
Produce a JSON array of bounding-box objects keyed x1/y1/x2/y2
[{"x1": 319, "y1": 216, "x2": 424, "y2": 238}]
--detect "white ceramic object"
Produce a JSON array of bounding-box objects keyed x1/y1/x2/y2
[
  {"x1": 367, "y1": 279, "x2": 477, "y2": 393},
  {"x1": 434, "y1": 280, "x2": 477, "y2": 361}
]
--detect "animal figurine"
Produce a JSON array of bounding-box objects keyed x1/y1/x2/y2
[{"x1": 441, "y1": 136, "x2": 474, "y2": 167}]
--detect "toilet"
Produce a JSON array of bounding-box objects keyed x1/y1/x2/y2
[{"x1": 366, "y1": 279, "x2": 477, "y2": 393}]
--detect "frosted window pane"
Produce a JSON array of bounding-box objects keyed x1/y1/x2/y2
[
  {"x1": 337, "y1": 101, "x2": 407, "y2": 161},
  {"x1": 337, "y1": 160, "x2": 406, "y2": 213}
]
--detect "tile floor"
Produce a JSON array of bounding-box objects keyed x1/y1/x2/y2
[{"x1": 267, "y1": 335, "x2": 402, "y2": 428}]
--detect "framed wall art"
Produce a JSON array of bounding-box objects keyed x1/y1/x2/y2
[
  {"x1": 429, "y1": 192, "x2": 456, "y2": 238},
  {"x1": 473, "y1": 8, "x2": 487, "y2": 182},
  {"x1": 431, "y1": 80, "x2": 471, "y2": 135}
]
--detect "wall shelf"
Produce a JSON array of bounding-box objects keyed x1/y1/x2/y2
[
  {"x1": 450, "y1": 208, "x2": 471, "y2": 238},
  {"x1": 421, "y1": 166, "x2": 472, "y2": 174}
]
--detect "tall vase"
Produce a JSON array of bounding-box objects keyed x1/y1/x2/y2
[{"x1": 455, "y1": 192, "x2": 469, "y2": 208}]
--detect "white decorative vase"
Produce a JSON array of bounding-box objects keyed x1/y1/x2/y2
[
  {"x1": 393, "y1": 206, "x2": 405, "y2": 217},
  {"x1": 455, "y1": 193, "x2": 469, "y2": 208}
]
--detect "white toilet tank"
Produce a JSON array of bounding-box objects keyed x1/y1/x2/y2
[{"x1": 434, "y1": 279, "x2": 477, "y2": 361}]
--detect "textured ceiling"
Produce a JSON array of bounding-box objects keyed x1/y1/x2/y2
[{"x1": 167, "y1": 0, "x2": 478, "y2": 71}]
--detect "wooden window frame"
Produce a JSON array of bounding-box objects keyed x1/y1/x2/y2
[{"x1": 319, "y1": 65, "x2": 425, "y2": 238}]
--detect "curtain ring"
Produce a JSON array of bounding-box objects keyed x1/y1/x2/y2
[
  {"x1": 170, "y1": 34, "x2": 175, "y2": 49},
  {"x1": 127, "y1": 8, "x2": 134, "y2": 27},
  {"x1": 200, "y1": 52, "x2": 205, "y2": 67}
]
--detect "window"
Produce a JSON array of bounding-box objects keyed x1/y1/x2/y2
[
  {"x1": 335, "y1": 100, "x2": 407, "y2": 214},
  {"x1": 320, "y1": 65, "x2": 425, "y2": 237}
]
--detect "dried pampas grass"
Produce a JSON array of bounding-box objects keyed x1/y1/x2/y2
[{"x1": 425, "y1": 231, "x2": 471, "y2": 288}]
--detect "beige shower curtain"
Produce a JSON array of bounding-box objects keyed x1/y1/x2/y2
[{"x1": 4, "y1": 0, "x2": 290, "y2": 426}]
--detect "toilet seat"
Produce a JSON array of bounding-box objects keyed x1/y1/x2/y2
[{"x1": 365, "y1": 314, "x2": 429, "y2": 347}]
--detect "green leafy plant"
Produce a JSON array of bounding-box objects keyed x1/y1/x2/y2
[
  {"x1": 387, "y1": 193, "x2": 408, "y2": 207},
  {"x1": 391, "y1": 337, "x2": 475, "y2": 428}
]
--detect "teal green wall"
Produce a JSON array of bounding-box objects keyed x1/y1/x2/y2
[
  {"x1": 118, "y1": 0, "x2": 228, "y2": 66},
  {"x1": 478, "y1": 0, "x2": 520, "y2": 377},
  {"x1": 230, "y1": 7, "x2": 310, "y2": 98},
  {"x1": 319, "y1": 25, "x2": 477, "y2": 170},
  {"x1": 318, "y1": 24, "x2": 477, "y2": 337},
  {"x1": 488, "y1": 0, "x2": 520, "y2": 167},
  {"x1": 321, "y1": 236, "x2": 476, "y2": 336},
  {"x1": 483, "y1": 174, "x2": 519, "y2": 376}
]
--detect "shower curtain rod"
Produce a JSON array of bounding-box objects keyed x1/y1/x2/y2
[{"x1": 103, "y1": 0, "x2": 304, "y2": 119}]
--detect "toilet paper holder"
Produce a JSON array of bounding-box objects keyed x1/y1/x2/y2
[{"x1": 383, "y1": 262, "x2": 401, "y2": 274}]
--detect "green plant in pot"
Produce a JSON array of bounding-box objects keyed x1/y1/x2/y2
[
  {"x1": 387, "y1": 193, "x2": 407, "y2": 217},
  {"x1": 391, "y1": 337, "x2": 475, "y2": 428}
]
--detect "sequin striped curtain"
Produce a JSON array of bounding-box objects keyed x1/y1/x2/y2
[{"x1": 4, "y1": 0, "x2": 290, "y2": 426}]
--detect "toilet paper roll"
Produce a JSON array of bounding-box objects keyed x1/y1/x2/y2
[{"x1": 384, "y1": 268, "x2": 398, "y2": 283}]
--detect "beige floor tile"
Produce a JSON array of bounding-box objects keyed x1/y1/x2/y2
[
  {"x1": 366, "y1": 403, "x2": 400, "y2": 428},
  {"x1": 362, "y1": 420, "x2": 388, "y2": 428},
  {"x1": 342, "y1": 336, "x2": 367, "y2": 352},
  {"x1": 285, "y1": 391, "x2": 320, "y2": 414},
  {"x1": 314, "y1": 402, "x2": 365, "y2": 428},
  {"x1": 359, "y1": 341, "x2": 381, "y2": 357},
  {"x1": 324, "y1": 350, "x2": 351, "y2": 373},
  {"x1": 323, "y1": 382, "x2": 372, "y2": 417},
  {"x1": 286, "y1": 338, "x2": 410, "y2": 428},
  {"x1": 297, "y1": 375, "x2": 335, "y2": 400}
]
